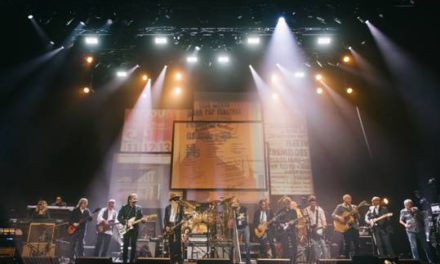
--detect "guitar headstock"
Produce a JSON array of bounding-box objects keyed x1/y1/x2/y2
[
  {"x1": 357, "y1": 201, "x2": 370, "y2": 208},
  {"x1": 92, "y1": 208, "x2": 102, "y2": 214},
  {"x1": 144, "y1": 214, "x2": 157, "y2": 220}
]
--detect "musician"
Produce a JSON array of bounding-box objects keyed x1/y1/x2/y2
[
  {"x1": 51, "y1": 196, "x2": 67, "y2": 207},
  {"x1": 276, "y1": 197, "x2": 298, "y2": 263},
  {"x1": 118, "y1": 193, "x2": 143, "y2": 264},
  {"x1": 31, "y1": 200, "x2": 51, "y2": 220},
  {"x1": 69, "y1": 198, "x2": 92, "y2": 262},
  {"x1": 230, "y1": 197, "x2": 251, "y2": 264},
  {"x1": 164, "y1": 193, "x2": 184, "y2": 264},
  {"x1": 303, "y1": 196, "x2": 329, "y2": 261},
  {"x1": 253, "y1": 199, "x2": 277, "y2": 258},
  {"x1": 331, "y1": 194, "x2": 360, "y2": 258},
  {"x1": 364, "y1": 196, "x2": 394, "y2": 257},
  {"x1": 399, "y1": 199, "x2": 435, "y2": 263},
  {"x1": 94, "y1": 199, "x2": 118, "y2": 257}
]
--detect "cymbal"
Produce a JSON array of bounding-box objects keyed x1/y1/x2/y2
[{"x1": 179, "y1": 200, "x2": 199, "y2": 209}]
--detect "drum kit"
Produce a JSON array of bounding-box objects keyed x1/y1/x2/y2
[{"x1": 178, "y1": 197, "x2": 234, "y2": 241}]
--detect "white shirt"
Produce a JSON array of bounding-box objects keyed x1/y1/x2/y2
[
  {"x1": 304, "y1": 206, "x2": 327, "y2": 228},
  {"x1": 259, "y1": 211, "x2": 267, "y2": 223},
  {"x1": 97, "y1": 208, "x2": 117, "y2": 235}
]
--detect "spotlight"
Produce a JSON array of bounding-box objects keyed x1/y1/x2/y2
[
  {"x1": 247, "y1": 37, "x2": 260, "y2": 45},
  {"x1": 272, "y1": 92, "x2": 279, "y2": 100},
  {"x1": 141, "y1": 93, "x2": 147, "y2": 98},
  {"x1": 84, "y1": 36, "x2": 99, "y2": 45},
  {"x1": 383, "y1": 198, "x2": 389, "y2": 205},
  {"x1": 217, "y1": 55, "x2": 230, "y2": 64},
  {"x1": 365, "y1": 20, "x2": 370, "y2": 24},
  {"x1": 83, "y1": 87, "x2": 90, "y2": 94},
  {"x1": 116, "y1": 71, "x2": 128, "y2": 78},
  {"x1": 27, "y1": 14, "x2": 33, "y2": 19},
  {"x1": 80, "y1": 21, "x2": 86, "y2": 26},
  {"x1": 317, "y1": 36, "x2": 332, "y2": 45},
  {"x1": 49, "y1": 41, "x2": 55, "y2": 45},
  {"x1": 175, "y1": 72, "x2": 183, "y2": 81},
  {"x1": 142, "y1": 74, "x2": 148, "y2": 81},
  {"x1": 173, "y1": 86, "x2": 182, "y2": 95},
  {"x1": 85, "y1": 56, "x2": 94, "y2": 64},
  {"x1": 316, "y1": 87, "x2": 323, "y2": 94},
  {"x1": 346, "y1": 87, "x2": 353, "y2": 94},
  {"x1": 315, "y1": 74, "x2": 323, "y2": 81},
  {"x1": 278, "y1": 17, "x2": 285, "y2": 23},
  {"x1": 294, "y1": 71, "x2": 305, "y2": 78},
  {"x1": 195, "y1": 46, "x2": 201, "y2": 51},
  {"x1": 186, "y1": 56, "x2": 198, "y2": 63},
  {"x1": 348, "y1": 46, "x2": 353, "y2": 50},
  {"x1": 342, "y1": 55, "x2": 351, "y2": 63},
  {"x1": 154, "y1": 36, "x2": 168, "y2": 45}
]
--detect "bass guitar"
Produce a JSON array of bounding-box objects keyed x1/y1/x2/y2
[
  {"x1": 120, "y1": 214, "x2": 157, "y2": 236},
  {"x1": 333, "y1": 201, "x2": 369, "y2": 233},
  {"x1": 67, "y1": 208, "x2": 101, "y2": 235}
]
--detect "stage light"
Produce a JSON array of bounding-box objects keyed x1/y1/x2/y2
[
  {"x1": 247, "y1": 37, "x2": 260, "y2": 45},
  {"x1": 271, "y1": 74, "x2": 279, "y2": 84},
  {"x1": 315, "y1": 74, "x2": 323, "y2": 81},
  {"x1": 116, "y1": 71, "x2": 128, "y2": 78},
  {"x1": 278, "y1": 17, "x2": 285, "y2": 23},
  {"x1": 342, "y1": 55, "x2": 351, "y2": 63},
  {"x1": 346, "y1": 87, "x2": 353, "y2": 94},
  {"x1": 80, "y1": 21, "x2": 86, "y2": 26},
  {"x1": 316, "y1": 87, "x2": 323, "y2": 94},
  {"x1": 141, "y1": 93, "x2": 147, "y2": 98},
  {"x1": 85, "y1": 56, "x2": 94, "y2": 64},
  {"x1": 175, "y1": 72, "x2": 183, "y2": 81},
  {"x1": 383, "y1": 198, "x2": 389, "y2": 205},
  {"x1": 142, "y1": 74, "x2": 148, "y2": 81},
  {"x1": 195, "y1": 46, "x2": 201, "y2": 51},
  {"x1": 83, "y1": 87, "x2": 90, "y2": 94},
  {"x1": 348, "y1": 46, "x2": 353, "y2": 50},
  {"x1": 84, "y1": 36, "x2": 99, "y2": 45},
  {"x1": 294, "y1": 71, "x2": 305, "y2": 78},
  {"x1": 272, "y1": 92, "x2": 279, "y2": 100},
  {"x1": 217, "y1": 55, "x2": 230, "y2": 64},
  {"x1": 154, "y1": 36, "x2": 168, "y2": 45},
  {"x1": 365, "y1": 20, "x2": 370, "y2": 24},
  {"x1": 186, "y1": 56, "x2": 198, "y2": 63},
  {"x1": 28, "y1": 14, "x2": 33, "y2": 19},
  {"x1": 49, "y1": 41, "x2": 55, "y2": 45},
  {"x1": 173, "y1": 86, "x2": 182, "y2": 95},
  {"x1": 317, "y1": 36, "x2": 332, "y2": 45}
]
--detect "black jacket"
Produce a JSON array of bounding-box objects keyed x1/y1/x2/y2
[
  {"x1": 253, "y1": 208, "x2": 274, "y2": 225},
  {"x1": 117, "y1": 204, "x2": 143, "y2": 228},
  {"x1": 69, "y1": 208, "x2": 92, "y2": 231},
  {"x1": 164, "y1": 204, "x2": 184, "y2": 228}
]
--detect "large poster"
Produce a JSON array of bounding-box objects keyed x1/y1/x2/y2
[
  {"x1": 171, "y1": 121, "x2": 266, "y2": 190},
  {"x1": 265, "y1": 105, "x2": 314, "y2": 195},
  {"x1": 109, "y1": 153, "x2": 171, "y2": 208},
  {"x1": 193, "y1": 92, "x2": 262, "y2": 121},
  {"x1": 120, "y1": 109, "x2": 192, "y2": 152}
]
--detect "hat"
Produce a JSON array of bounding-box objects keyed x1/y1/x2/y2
[{"x1": 169, "y1": 193, "x2": 181, "y2": 201}]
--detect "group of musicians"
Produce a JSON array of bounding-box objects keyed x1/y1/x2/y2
[{"x1": 29, "y1": 193, "x2": 436, "y2": 264}]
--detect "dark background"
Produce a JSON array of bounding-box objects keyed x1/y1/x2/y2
[{"x1": 0, "y1": 0, "x2": 439, "y2": 257}]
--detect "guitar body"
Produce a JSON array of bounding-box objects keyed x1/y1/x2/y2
[
  {"x1": 96, "y1": 220, "x2": 114, "y2": 233},
  {"x1": 333, "y1": 211, "x2": 354, "y2": 233},
  {"x1": 120, "y1": 214, "x2": 157, "y2": 236},
  {"x1": 254, "y1": 222, "x2": 268, "y2": 238},
  {"x1": 67, "y1": 224, "x2": 77, "y2": 235}
]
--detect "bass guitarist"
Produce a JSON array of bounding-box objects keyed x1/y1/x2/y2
[
  {"x1": 164, "y1": 193, "x2": 184, "y2": 264},
  {"x1": 69, "y1": 198, "x2": 93, "y2": 262},
  {"x1": 118, "y1": 193, "x2": 143, "y2": 264},
  {"x1": 332, "y1": 194, "x2": 360, "y2": 258},
  {"x1": 253, "y1": 199, "x2": 277, "y2": 258},
  {"x1": 94, "y1": 199, "x2": 118, "y2": 257}
]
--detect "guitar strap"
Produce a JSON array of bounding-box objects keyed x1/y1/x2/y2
[{"x1": 315, "y1": 207, "x2": 319, "y2": 227}]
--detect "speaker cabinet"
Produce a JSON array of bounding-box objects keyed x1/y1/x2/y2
[
  {"x1": 136, "y1": 257, "x2": 171, "y2": 264},
  {"x1": 257, "y1": 258, "x2": 291, "y2": 264},
  {"x1": 196, "y1": 259, "x2": 230, "y2": 264},
  {"x1": 75, "y1": 256, "x2": 112, "y2": 264}
]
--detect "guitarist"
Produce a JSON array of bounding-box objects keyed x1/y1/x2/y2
[
  {"x1": 118, "y1": 193, "x2": 143, "y2": 264},
  {"x1": 276, "y1": 196, "x2": 298, "y2": 263},
  {"x1": 94, "y1": 199, "x2": 117, "y2": 257},
  {"x1": 164, "y1": 193, "x2": 184, "y2": 264},
  {"x1": 69, "y1": 198, "x2": 92, "y2": 261},
  {"x1": 303, "y1": 196, "x2": 329, "y2": 261},
  {"x1": 331, "y1": 194, "x2": 360, "y2": 258},
  {"x1": 253, "y1": 199, "x2": 276, "y2": 258},
  {"x1": 364, "y1": 196, "x2": 394, "y2": 258}
]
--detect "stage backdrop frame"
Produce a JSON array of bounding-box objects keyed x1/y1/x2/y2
[{"x1": 170, "y1": 120, "x2": 267, "y2": 191}]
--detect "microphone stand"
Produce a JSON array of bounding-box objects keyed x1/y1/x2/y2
[{"x1": 232, "y1": 209, "x2": 242, "y2": 264}]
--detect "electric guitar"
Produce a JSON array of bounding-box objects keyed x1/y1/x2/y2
[
  {"x1": 333, "y1": 201, "x2": 369, "y2": 233},
  {"x1": 368, "y1": 213, "x2": 393, "y2": 227},
  {"x1": 280, "y1": 218, "x2": 301, "y2": 231},
  {"x1": 254, "y1": 214, "x2": 281, "y2": 238},
  {"x1": 96, "y1": 219, "x2": 115, "y2": 233},
  {"x1": 67, "y1": 208, "x2": 101, "y2": 235},
  {"x1": 163, "y1": 212, "x2": 196, "y2": 237},
  {"x1": 120, "y1": 214, "x2": 157, "y2": 235}
]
